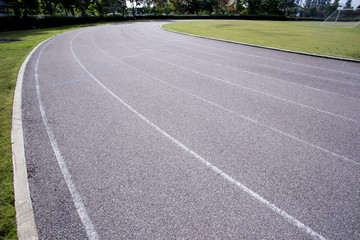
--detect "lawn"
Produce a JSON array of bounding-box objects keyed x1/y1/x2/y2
[
  {"x1": 162, "y1": 21, "x2": 360, "y2": 60},
  {"x1": 0, "y1": 22, "x2": 114, "y2": 240}
]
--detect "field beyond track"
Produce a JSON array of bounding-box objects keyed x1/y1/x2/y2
[{"x1": 162, "y1": 21, "x2": 360, "y2": 60}]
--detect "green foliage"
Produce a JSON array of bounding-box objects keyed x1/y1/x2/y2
[
  {"x1": 302, "y1": 6, "x2": 322, "y2": 17},
  {"x1": 246, "y1": 0, "x2": 260, "y2": 14},
  {"x1": 171, "y1": 0, "x2": 187, "y2": 14},
  {"x1": 345, "y1": 0, "x2": 352, "y2": 8},
  {"x1": 5, "y1": 0, "x2": 40, "y2": 16},
  {"x1": 301, "y1": 0, "x2": 335, "y2": 17},
  {"x1": 0, "y1": 33, "x2": 28, "y2": 240},
  {"x1": 235, "y1": 0, "x2": 245, "y2": 12},
  {"x1": 199, "y1": 0, "x2": 218, "y2": 14},
  {"x1": 0, "y1": 15, "x2": 131, "y2": 30},
  {"x1": 6, "y1": 0, "x2": 355, "y2": 19},
  {"x1": 261, "y1": 0, "x2": 282, "y2": 15},
  {"x1": 5, "y1": 0, "x2": 330, "y2": 18},
  {"x1": 0, "y1": 12, "x2": 292, "y2": 32},
  {"x1": 245, "y1": 0, "x2": 284, "y2": 15},
  {"x1": 323, "y1": 1, "x2": 338, "y2": 17}
]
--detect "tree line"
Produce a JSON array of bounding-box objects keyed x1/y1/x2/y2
[{"x1": 2, "y1": 0, "x2": 359, "y2": 18}]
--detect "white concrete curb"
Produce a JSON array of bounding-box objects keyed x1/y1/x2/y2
[
  {"x1": 11, "y1": 37, "x2": 53, "y2": 240},
  {"x1": 160, "y1": 24, "x2": 360, "y2": 63}
]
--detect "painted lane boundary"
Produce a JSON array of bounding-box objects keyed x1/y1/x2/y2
[
  {"x1": 160, "y1": 24, "x2": 360, "y2": 63},
  {"x1": 11, "y1": 37, "x2": 54, "y2": 240}
]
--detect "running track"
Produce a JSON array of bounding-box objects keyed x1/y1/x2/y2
[{"x1": 22, "y1": 21, "x2": 360, "y2": 239}]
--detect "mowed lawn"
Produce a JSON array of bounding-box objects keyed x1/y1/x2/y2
[{"x1": 162, "y1": 21, "x2": 360, "y2": 60}]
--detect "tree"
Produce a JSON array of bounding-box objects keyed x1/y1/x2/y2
[
  {"x1": 258, "y1": 0, "x2": 282, "y2": 14},
  {"x1": 324, "y1": 0, "x2": 338, "y2": 17},
  {"x1": 129, "y1": 0, "x2": 144, "y2": 16},
  {"x1": 41, "y1": 0, "x2": 60, "y2": 15},
  {"x1": 5, "y1": 0, "x2": 40, "y2": 16},
  {"x1": 246, "y1": 0, "x2": 262, "y2": 14},
  {"x1": 171, "y1": 0, "x2": 186, "y2": 13},
  {"x1": 280, "y1": 0, "x2": 296, "y2": 10},
  {"x1": 316, "y1": 0, "x2": 331, "y2": 10},
  {"x1": 76, "y1": 0, "x2": 91, "y2": 15},
  {"x1": 200, "y1": 0, "x2": 218, "y2": 14},
  {"x1": 217, "y1": 0, "x2": 230, "y2": 13},
  {"x1": 185, "y1": 0, "x2": 202, "y2": 14},
  {"x1": 108, "y1": 0, "x2": 126, "y2": 15},
  {"x1": 345, "y1": 0, "x2": 351, "y2": 8},
  {"x1": 303, "y1": 0, "x2": 312, "y2": 8},
  {"x1": 152, "y1": 0, "x2": 175, "y2": 15},
  {"x1": 246, "y1": 0, "x2": 285, "y2": 15},
  {"x1": 235, "y1": 0, "x2": 245, "y2": 12},
  {"x1": 93, "y1": 0, "x2": 105, "y2": 16},
  {"x1": 59, "y1": 0, "x2": 76, "y2": 15}
]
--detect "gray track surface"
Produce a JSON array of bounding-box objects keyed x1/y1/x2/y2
[{"x1": 22, "y1": 21, "x2": 360, "y2": 239}]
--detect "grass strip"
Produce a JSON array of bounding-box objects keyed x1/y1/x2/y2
[
  {"x1": 0, "y1": 21, "x2": 123, "y2": 240},
  {"x1": 162, "y1": 21, "x2": 360, "y2": 60}
]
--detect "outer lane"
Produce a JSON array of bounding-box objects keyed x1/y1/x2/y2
[{"x1": 22, "y1": 21, "x2": 360, "y2": 239}]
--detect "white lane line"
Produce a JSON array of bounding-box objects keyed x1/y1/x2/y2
[
  {"x1": 168, "y1": 43, "x2": 360, "y2": 100},
  {"x1": 128, "y1": 26, "x2": 360, "y2": 101},
  {"x1": 146, "y1": 54, "x2": 356, "y2": 123},
  {"x1": 170, "y1": 48, "x2": 360, "y2": 99},
  {"x1": 72, "y1": 29, "x2": 328, "y2": 240},
  {"x1": 135, "y1": 23, "x2": 360, "y2": 79},
  {"x1": 35, "y1": 36, "x2": 99, "y2": 240},
  {"x1": 175, "y1": 52, "x2": 360, "y2": 121},
  {"x1": 178, "y1": 38, "x2": 360, "y2": 86},
  {"x1": 94, "y1": 29, "x2": 359, "y2": 166},
  {"x1": 109, "y1": 27, "x2": 360, "y2": 116}
]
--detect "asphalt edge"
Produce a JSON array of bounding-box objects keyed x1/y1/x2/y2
[
  {"x1": 11, "y1": 37, "x2": 53, "y2": 240},
  {"x1": 160, "y1": 24, "x2": 360, "y2": 63}
]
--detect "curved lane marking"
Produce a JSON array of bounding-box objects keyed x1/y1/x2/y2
[
  {"x1": 157, "y1": 23, "x2": 360, "y2": 77},
  {"x1": 129, "y1": 25, "x2": 360, "y2": 100},
  {"x1": 105, "y1": 27, "x2": 357, "y2": 122},
  {"x1": 97, "y1": 29, "x2": 359, "y2": 166},
  {"x1": 71, "y1": 29, "x2": 328, "y2": 240},
  {"x1": 35, "y1": 35, "x2": 99, "y2": 240}
]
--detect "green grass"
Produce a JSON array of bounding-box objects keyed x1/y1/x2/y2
[
  {"x1": 0, "y1": 21, "x2": 121, "y2": 240},
  {"x1": 162, "y1": 21, "x2": 360, "y2": 60}
]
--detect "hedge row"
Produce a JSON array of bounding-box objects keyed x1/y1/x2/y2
[
  {"x1": 0, "y1": 15, "x2": 126, "y2": 31},
  {"x1": 0, "y1": 14, "x2": 305, "y2": 31},
  {"x1": 0, "y1": 14, "x2": 327, "y2": 31}
]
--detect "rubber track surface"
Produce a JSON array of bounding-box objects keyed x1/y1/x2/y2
[{"x1": 22, "y1": 21, "x2": 360, "y2": 239}]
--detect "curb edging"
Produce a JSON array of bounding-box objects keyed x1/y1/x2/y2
[
  {"x1": 160, "y1": 24, "x2": 360, "y2": 63},
  {"x1": 11, "y1": 37, "x2": 54, "y2": 240}
]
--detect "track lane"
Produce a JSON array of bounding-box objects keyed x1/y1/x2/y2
[
  {"x1": 94, "y1": 26, "x2": 360, "y2": 162},
  {"x1": 23, "y1": 22, "x2": 360, "y2": 239},
  {"x1": 86, "y1": 25, "x2": 360, "y2": 236},
  {"x1": 71, "y1": 28, "x2": 331, "y2": 239},
  {"x1": 144, "y1": 22, "x2": 360, "y2": 78},
  {"x1": 109, "y1": 24, "x2": 360, "y2": 119},
  {"x1": 130, "y1": 23, "x2": 360, "y2": 98}
]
